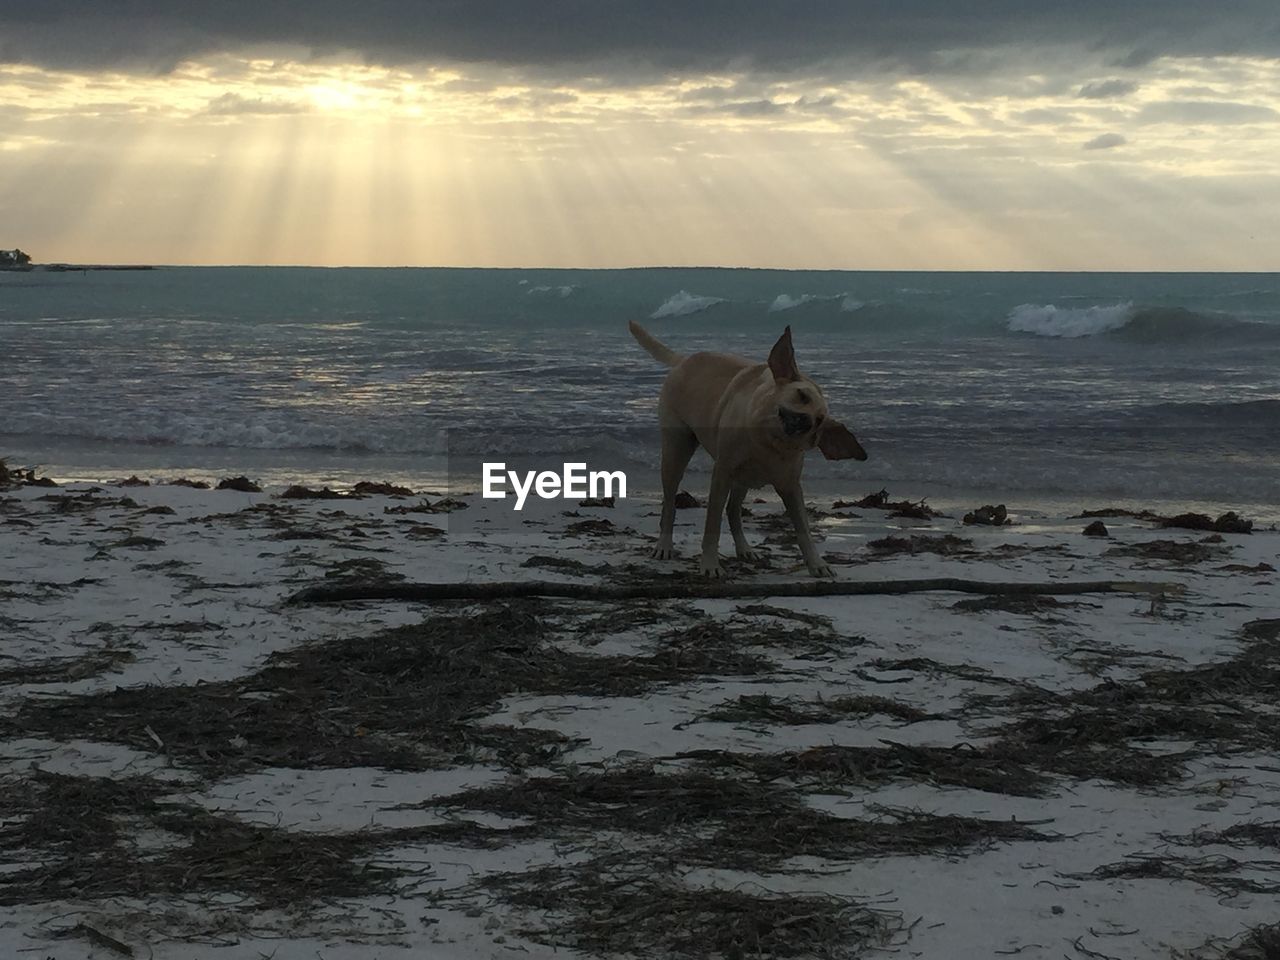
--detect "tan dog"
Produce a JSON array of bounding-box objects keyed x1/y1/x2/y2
[{"x1": 630, "y1": 320, "x2": 867, "y2": 578}]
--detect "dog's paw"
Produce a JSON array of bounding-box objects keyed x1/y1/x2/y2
[
  {"x1": 652, "y1": 544, "x2": 676, "y2": 560},
  {"x1": 698, "y1": 557, "x2": 725, "y2": 578},
  {"x1": 808, "y1": 561, "x2": 835, "y2": 578},
  {"x1": 736, "y1": 546, "x2": 762, "y2": 561}
]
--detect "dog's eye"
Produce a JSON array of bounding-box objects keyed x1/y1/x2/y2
[{"x1": 796, "y1": 390, "x2": 810, "y2": 405}]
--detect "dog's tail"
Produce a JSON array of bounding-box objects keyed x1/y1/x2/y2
[{"x1": 628, "y1": 320, "x2": 682, "y2": 367}]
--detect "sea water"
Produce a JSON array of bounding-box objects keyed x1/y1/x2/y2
[{"x1": 1, "y1": 267, "x2": 1277, "y2": 518}]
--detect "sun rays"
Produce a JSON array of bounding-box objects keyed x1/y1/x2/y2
[{"x1": 0, "y1": 53, "x2": 1277, "y2": 267}]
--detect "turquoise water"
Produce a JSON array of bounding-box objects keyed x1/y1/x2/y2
[{"x1": 1, "y1": 267, "x2": 1278, "y2": 515}]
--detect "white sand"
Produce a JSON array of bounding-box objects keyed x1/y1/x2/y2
[{"x1": 1, "y1": 478, "x2": 1277, "y2": 959}]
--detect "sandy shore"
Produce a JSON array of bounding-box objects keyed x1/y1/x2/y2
[{"x1": 1, "y1": 477, "x2": 1278, "y2": 959}]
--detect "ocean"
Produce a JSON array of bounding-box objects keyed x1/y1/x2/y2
[{"x1": 2, "y1": 267, "x2": 1278, "y2": 518}]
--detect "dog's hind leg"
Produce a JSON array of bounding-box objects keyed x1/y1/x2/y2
[
  {"x1": 654, "y1": 426, "x2": 697, "y2": 560},
  {"x1": 727, "y1": 484, "x2": 758, "y2": 560},
  {"x1": 776, "y1": 484, "x2": 834, "y2": 578},
  {"x1": 699, "y1": 462, "x2": 733, "y2": 577}
]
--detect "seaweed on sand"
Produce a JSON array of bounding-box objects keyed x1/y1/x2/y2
[
  {"x1": 1070, "y1": 853, "x2": 1280, "y2": 897},
  {"x1": 434, "y1": 763, "x2": 1055, "y2": 865},
  {"x1": 972, "y1": 618, "x2": 1280, "y2": 788},
  {"x1": 867, "y1": 534, "x2": 974, "y2": 556},
  {"x1": 1209, "y1": 921, "x2": 1280, "y2": 959},
  {"x1": 951, "y1": 595, "x2": 1073, "y2": 617},
  {"x1": 6, "y1": 602, "x2": 786, "y2": 778},
  {"x1": 0, "y1": 771, "x2": 403, "y2": 907},
  {"x1": 481, "y1": 853, "x2": 901, "y2": 959},
  {"x1": 0, "y1": 458, "x2": 56, "y2": 489},
  {"x1": 0, "y1": 647, "x2": 134, "y2": 685},
  {"x1": 693, "y1": 804, "x2": 1055, "y2": 869},
  {"x1": 835, "y1": 489, "x2": 944, "y2": 519},
  {"x1": 683, "y1": 742, "x2": 1051, "y2": 797},
  {"x1": 687, "y1": 693, "x2": 930, "y2": 727},
  {"x1": 1104, "y1": 539, "x2": 1231, "y2": 565}
]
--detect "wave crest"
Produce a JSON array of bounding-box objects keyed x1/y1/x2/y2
[
  {"x1": 650, "y1": 290, "x2": 726, "y2": 319},
  {"x1": 1007, "y1": 302, "x2": 1135, "y2": 338}
]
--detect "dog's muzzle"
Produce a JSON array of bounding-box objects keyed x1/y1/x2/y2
[{"x1": 778, "y1": 407, "x2": 812, "y2": 437}]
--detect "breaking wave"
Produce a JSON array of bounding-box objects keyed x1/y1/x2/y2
[
  {"x1": 650, "y1": 290, "x2": 726, "y2": 319},
  {"x1": 1007, "y1": 302, "x2": 1136, "y2": 338},
  {"x1": 1007, "y1": 303, "x2": 1275, "y2": 344}
]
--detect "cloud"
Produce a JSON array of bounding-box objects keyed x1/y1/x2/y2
[
  {"x1": 1077, "y1": 78, "x2": 1139, "y2": 99},
  {"x1": 1138, "y1": 99, "x2": 1280, "y2": 124},
  {"x1": 2, "y1": 1, "x2": 1279, "y2": 80},
  {"x1": 1083, "y1": 132, "x2": 1127, "y2": 150},
  {"x1": 488, "y1": 89, "x2": 578, "y2": 110},
  {"x1": 687, "y1": 98, "x2": 789, "y2": 118},
  {"x1": 203, "y1": 92, "x2": 305, "y2": 115},
  {"x1": 1016, "y1": 107, "x2": 1081, "y2": 125}
]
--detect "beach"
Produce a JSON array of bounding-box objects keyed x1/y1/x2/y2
[{"x1": 2, "y1": 473, "x2": 1277, "y2": 959}]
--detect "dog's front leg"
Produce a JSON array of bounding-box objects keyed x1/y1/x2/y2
[
  {"x1": 727, "y1": 484, "x2": 759, "y2": 560},
  {"x1": 654, "y1": 428, "x2": 697, "y2": 560},
  {"x1": 699, "y1": 464, "x2": 733, "y2": 577},
  {"x1": 776, "y1": 484, "x2": 834, "y2": 578}
]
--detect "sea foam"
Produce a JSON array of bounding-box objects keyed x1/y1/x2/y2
[
  {"x1": 768, "y1": 292, "x2": 855, "y2": 313},
  {"x1": 1007, "y1": 302, "x2": 1136, "y2": 338},
  {"x1": 528, "y1": 284, "x2": 579, "y2": 298},
  {"x1": 650, "y1": 290, "x2": 726, "y2": 319}
]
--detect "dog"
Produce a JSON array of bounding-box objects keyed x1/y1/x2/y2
[{"x1": 629, "y1": 320, "x2": 867, "y2": 578}]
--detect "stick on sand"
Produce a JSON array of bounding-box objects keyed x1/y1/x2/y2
[{"x1": 288, "y1": 578, "x2": 1179, "y2": 605}]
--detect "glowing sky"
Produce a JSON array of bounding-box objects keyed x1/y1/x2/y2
[{"x1": 2, "y1": 3, "x2": 1279, "y2": 269}]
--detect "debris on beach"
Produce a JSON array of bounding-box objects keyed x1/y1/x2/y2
[
  {"x1": 383, "y1": 496, "x2": 469, "y2": 514},
  {"x1": 280, "y1": 484, "x2": 348, "y2": 500},
  {"x1": 867, "y1": 533, "x2": 974, "y2": 555},
  {"x1": 1076, "y1": 506, "x2": 1254, "y2": 534},
  {"x1": 480, "y1": 853, "x2": 900, "y2": 960},
  {"x1": 1105, "y1": 539, "x2": 1231, "y2": 565},
  {"x1": 951, "y1": 594, "x2": 1070, "y2": 617},
  {"x1": 1158, "y1": 511, "x2": 1253, "y2": 534},
  {"x1": 215, "y1": 475, "x2": 261, "y2": 493},
  {"x1": 1076, "y1": 506, "x2": 1163, "y2": 520},
  {"x1": 835, "y1": 488, "x2": 944, "y2": 519},
  {"x1": 522, "y1": 555, "x2": 613, "y2": 575},
  {"x1": 165, "y1": 477, "x2": 210, "y2": 489},
  {"x1": 690, "y1": 692, "x2": 930, "y2": 726},
  {"x1": 673, "y1": 490, "x2": 699, "y2": 508},
  {"x1": 963, "y1": 503, "x2": 1010, "y2": 526},
  {"x1": 0, "y1": 459, "x2": 56, "y2": 489},
  {"x1": 351, "y1": 480, "x2": 414, "y2": 496},
  {"x1": 561, "y1": 518, "x2": 618, "y2": 538},
  {"x1": 1219, "y1": 561, "x2": 1275, "y2": 574},
  {"x1": 1083, "y1": 520, "x2": 1110, "y2": 537},
  {"x1": 2, "y1": 475, "x2": 1278, "y2": 957}
]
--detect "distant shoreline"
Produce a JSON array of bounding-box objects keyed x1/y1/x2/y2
[{"x1": 0, "y1": 264, "x2": 157, "y2": 273}]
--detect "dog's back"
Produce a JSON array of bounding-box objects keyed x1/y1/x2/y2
[{"x1": 630, "y1": 321, "x2": 762, "y2": 451}]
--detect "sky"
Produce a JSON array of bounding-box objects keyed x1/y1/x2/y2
[{"x1": 2, "y1": 2, "x2": 1279, "y2": 270}]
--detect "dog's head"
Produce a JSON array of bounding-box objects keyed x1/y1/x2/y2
[{"x1": 766, "y1": 326, "x2": 868, "y2": 461}]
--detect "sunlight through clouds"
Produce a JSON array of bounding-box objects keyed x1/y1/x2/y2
[{"x1": 1, "y1": 49, "x2": 1278, "y2": 268}]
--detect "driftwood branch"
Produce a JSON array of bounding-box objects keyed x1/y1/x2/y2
[{"x1": 288, "y1": 578, "x2": 1179, "y2": 606}]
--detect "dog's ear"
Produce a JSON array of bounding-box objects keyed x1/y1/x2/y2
[
  {"x1": 767, "y1": 326, "x2": 801, "y2": 382},
  {"x1": 817, "y1": 419, "x2": 868, "y2": 461}
]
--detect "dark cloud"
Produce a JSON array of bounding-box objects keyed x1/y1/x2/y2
[
  {"x1": 1077, "y1": 78, "x2": 1140, "y2": 99},
  {"x1": 1138, "y1": 100, "x2": 1280, "y2": 124},
  {"x1": 687, "y1": 98, "x2": 790, "y2": 118},
  {"x1": 2, "y1": 1, "x2": 1279, "y2": 78},
  {"x1": 1083, "y1": 132, "x2": 1127, "y2": 149}
]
